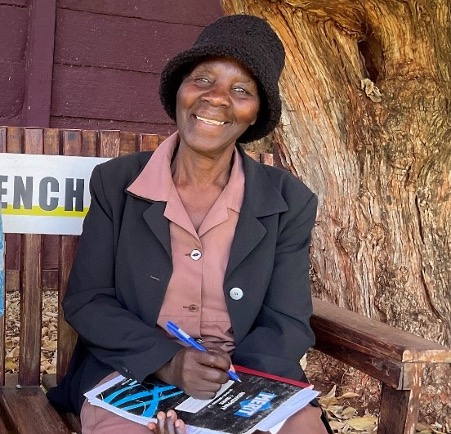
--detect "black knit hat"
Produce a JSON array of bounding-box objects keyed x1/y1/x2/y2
[{"x1": 159, "y1": 14, "x2": 285, "y2": 143}]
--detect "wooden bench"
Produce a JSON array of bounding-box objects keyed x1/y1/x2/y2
[{"x1": 1, "y1": 126, "x2": 450, "y2": 434}]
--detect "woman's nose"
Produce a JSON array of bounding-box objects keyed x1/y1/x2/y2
[{"x1": 202, "y1": 84, "x2": 230, "y2": 107}]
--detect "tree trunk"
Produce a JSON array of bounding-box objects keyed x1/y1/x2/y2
[{"x1": 222, "y1": 0, "x2": 451, "y2": 423}]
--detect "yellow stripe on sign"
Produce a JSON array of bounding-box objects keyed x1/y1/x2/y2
[{"x1": 1, "y1": 205, "x2": 88, "y2": 218}]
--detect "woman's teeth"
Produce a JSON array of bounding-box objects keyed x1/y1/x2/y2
[{"x1": 196, "y1": 116, "x2": 225, "y2": 126}]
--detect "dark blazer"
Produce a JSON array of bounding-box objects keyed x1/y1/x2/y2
[{"x1": 47, "y1": 144, "x2": 318, "y2": 414}]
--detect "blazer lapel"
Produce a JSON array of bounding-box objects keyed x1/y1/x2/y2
[
  {"x1": 225, "y1": 203, "x2": 266, "y2": 278},
  {"x1": 142, "y1": 201, "x2": 172, "y2": 259},
  {"x1": 226, "y1": 150, "x2": 288, "y2": 279}
]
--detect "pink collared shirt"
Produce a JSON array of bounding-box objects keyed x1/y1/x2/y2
[{"x1": 127, "y1": 132, "x2": 245, "y2": 352}]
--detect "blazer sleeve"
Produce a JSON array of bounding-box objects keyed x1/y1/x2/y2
[
  {"x1": 62, "y1": 161, "x2": 182, "y2": 383},
  {"x1": 232, "y1": 186, "x2": 318, "y2": 380}
]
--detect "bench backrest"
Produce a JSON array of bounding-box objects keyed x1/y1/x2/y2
[{"x1": 0, "y1": 126, "x2": 273, "y2": 387}]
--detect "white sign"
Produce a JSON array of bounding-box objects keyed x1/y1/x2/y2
[{"x1": 0, "y1": 153, "x2": 110, "y2": 235}]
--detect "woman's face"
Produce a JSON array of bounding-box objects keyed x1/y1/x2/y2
[{"x1": 175, "y1": 57, "x2": 260, "y2": 156}]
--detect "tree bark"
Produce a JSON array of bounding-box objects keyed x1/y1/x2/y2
[{"x1": 222, "y1": 0, "x2": 451, "y2": 423}]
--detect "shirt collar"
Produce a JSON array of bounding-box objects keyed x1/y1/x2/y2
[{"x1": 127, "y1": 132, "x2": 245, "y2": 213}]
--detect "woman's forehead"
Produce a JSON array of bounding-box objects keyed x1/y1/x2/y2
[{"x1": 191, "y1": 56, "x2": 257, "y2": 81}]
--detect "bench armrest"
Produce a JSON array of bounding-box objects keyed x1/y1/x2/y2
[{"x1": 311, "y1": 297, "x2": 451, "y2": 389}]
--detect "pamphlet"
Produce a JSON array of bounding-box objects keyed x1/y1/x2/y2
[{"x1": 84, "y1": 365, "x2": 319, "y2": 434}]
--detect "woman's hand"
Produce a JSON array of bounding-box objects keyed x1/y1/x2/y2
[
  {"x1": 155, "y1": 347, "x2": 231, "y2": 399},
  {"x1": 147, "y1": 410, "x2": 186, "y2": 434}
]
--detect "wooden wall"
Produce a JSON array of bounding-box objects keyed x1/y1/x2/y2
[
  {"x1": 0, "y1": 0, "x2": 223, "y2": 134},
  {"x1": 0, "y1": 1, "x2": 29, "y2": 126}
]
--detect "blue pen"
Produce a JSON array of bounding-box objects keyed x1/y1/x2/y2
[{"x1": 166, "y1": 320, "x2": 241, "y2": 382}]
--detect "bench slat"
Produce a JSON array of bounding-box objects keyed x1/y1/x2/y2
[
  {"x1": 17, "y1": 129, "x2": 45, "y2": 386},
  {"x1": 19, "y1": 234, "x2": 43, "y2": 386},
  {"x1": 312, "y1": 298, "x2": 451, "y2": 363},
  {"x1": 313, "y1": 331, "x2": 407, "y2": 389},
  {"x1": 378, "y1": 362, "x2": 424, "y2": 434},
  {"x1": 139, "y1": 133, "x2": 162, "y2": 152},
  {"x1": 57, "y1": 236, "x2": 78, "y2": 382},
  {"x1": 0, "y1": 387, "x2": 72, "y2": 434}
]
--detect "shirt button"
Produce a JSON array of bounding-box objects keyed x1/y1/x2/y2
[
  {"x1": 188, "y1": 304, "x2": 199, "y2": 312},
  {"x1": 190, "y1": 249, "x2": 202, "y2": 260},
  {"x1": 229, "y1": 287, "x2": 243, "y2": 300}
]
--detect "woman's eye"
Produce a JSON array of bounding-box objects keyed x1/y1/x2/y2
[
  {"x1": 195, "y1": 77, "x2": 211, "y2": 84},
  {"x1": 233, "y1": 87, "x2": 250, "y2": 95}
]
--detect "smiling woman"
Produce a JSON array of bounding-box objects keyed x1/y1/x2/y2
[{"x1": 47, "y1": 14, "x2": 332, "y2": 434}]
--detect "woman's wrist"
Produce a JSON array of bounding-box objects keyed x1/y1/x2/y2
[{"x1": 153, "y1": 359, "x2": 173, "y2": 384}]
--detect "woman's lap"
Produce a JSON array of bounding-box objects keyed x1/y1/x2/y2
[
  {"x1": 81, "y1": 396, "x2": 284, "y2": 434},
  {"x1": 80, "y1": 371, "x2": 151, "y2": 434},
  {"x1": 81, "y1": 399, "x2": 151, "y2": 433},
  {"x1": 80, "y1": 372, "x2": 330, "y2": 434}
]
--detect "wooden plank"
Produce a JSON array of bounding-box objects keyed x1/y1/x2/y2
[
  {"x1": 0, "y1": 1, "x2": 28, "y2": 6},
  {"x1": 119, "y1": 131, "x2": 139, "y2": 155},
  {"x1": 51, "y1": 64, "x2": 166, "y2": 123},
  {"x1": 55, "y1": 129, "x2": 84, "y2": 380},
  {"x1": 61, "y1": 129, "x2": 82, "y2": 156},
  {"x1": 0, "y1": 62, "x2": 25, "y2": 119},
  {"x1": 42, "y1": 269, "x2": 58, "y2": 291},
  {"x1": 0, "y1": 387, "x2": 72, "y2": 433},
  {"x1": 313, "y1": 333, "x2": 406, "y2": 389},
  {"x1": 0, "y1": 128, "x2": 5, "y2": 152},
  {"x1": 139, "y1": 133, "x2": 162, "y2": 152},
  {"x1": 245, "y1": 152, "x2": 274, "y2": 165},
  {"x1": 18, "y1": 233, "x2": 42, "y2": 385},
  {"x1": 43, "y1": 128, "x2": 61, "y2": 155},
  {"x1": 311, "y1": 298, "x2": 451, "y2": 363},
  {"x1": 5, "y1": 126, "x2": 23, "y2": 152},
  {"x1": 54, "y1": 8, "x2": 204, "y2": 73},
  {"x1": 17, "y1": 129, "x2": 44, "y2": 386},
  {"x1": 42, "y1": 129, "x2": 61, "y2": 291},
  {"x1": 260, "y1": 153, "x2": 274, "y2": 166},
  {"x1": 57, "y1": 0, "x2": 223, "y2": 26},
  {"x1": 0, "y1": 4, "x2": 29, "y2": 62},
  {"x1": 5, "y1": 269, "x2": 19, "y2": 292},
  {"x1": 23, "y1": 128, "x2": 43, "y2": 153},
  {"x1": 50, "y1": 116, "x2": 174, "y2": 137},
  {"x1": 21, "y1": 0, "x2": 56, "y2": 127},
  {"x1": 99, "y1": 130, "x2": 120, "y2": 158},
  {"x1": 3, "y1": 373, "x2": 17, "y2": 388},
  {"x1": 81, "y1": 129, "x2": 98, "y2": 157},
  {"x1": 4, "y1": 128, "x2": 23, "y2": 292},
  {"x1": 378, "y1": 364, "x2": 424, "y2": 434},
  {"x1": 245, "y1": 151, "x2": 259, "y2": 162},
  {"x1": 56, "y1": 236, "x2": 78, "y2": 382}
]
